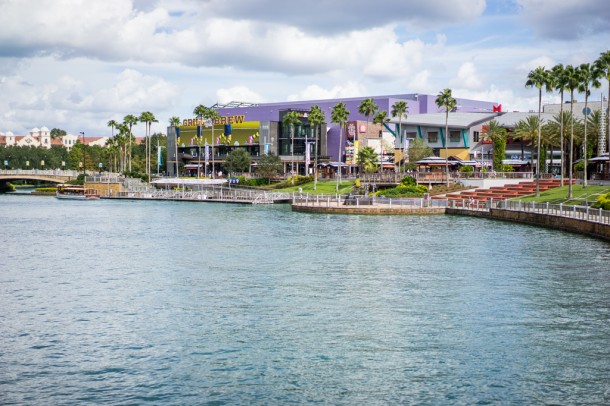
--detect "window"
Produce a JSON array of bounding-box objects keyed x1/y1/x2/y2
[
  {"x1": 473, "y1": 131, "x2": 480, "y2": 143},
  {"x1": 406, "y1": 132, "x2": 417, "y2": 140},
  {"x1": 449, "y1": 131, "x2": 460, "y2": 143},
  {"x1": 427, "y1": 132, "x2": 438, "y2": 143}
]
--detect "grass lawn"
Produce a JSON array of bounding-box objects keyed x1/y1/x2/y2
[
  {"x1": 517, "y1": 185, "x2": 610, "y2": 205},
  {"x1": 277, "y1": 180, "x2": 355, "y2": 195}
]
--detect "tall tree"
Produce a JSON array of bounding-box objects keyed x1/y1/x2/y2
[
  {"x1": 391, "y1": 101, "x2": 408, "y2": 172},
  {"x1": 282, "y1": 111, "x2": 301, "y2": 185},
  {"x1": 373, "y1": 110, "x2": 390, "y2": 173},
  {"x1": 435, "y1": 88, "x2": 457, "y2": 186},
  {"x1": 482, "y1": 119, "x2": 507, "y2": 171},
  {"x1": 192, "y1": 105, "x2": 207, "y2": 178},
  {"x1": 308, "y1": 105, "x2": 325, "y2": 190},
  {"x1": 50, "y1": 128, "x2": 67, "y2": 139},
  {"x1": 551, "y1": 64, "x2": 568, "y2": 185},
  {"x1": 169, "y1": 116, "x2": 181, "y2": 176},
  {"x1": 331, "y1": 102, "x2": 350, "y2": 192},
  {"x1": 123, "y1": 114, "x2": 138, "y2": 173},
  {"x1": 358, "y1": 98, "x2": 379, "y2": 166},
  {"x1": 526, "y1": 66, "x2": 552, "y2": 196},
  {"x1": 169, "y1": 116, "x2": 181, "y2": 127},
  {"x1": 223, "y1": 148, "x2": 251, "y2": 174},
  {"x1": 577, "y1": 62, "x2": 602, "y2": 187},
  {"x1": 564, "y1": 65, "x2": 581, "y2": 199},
  {"x1": 594, "y1": 50, "x2": 610, "y2": 159},
  {"x1": 139, "y1": 111, "x2": 157, "y2": 181},
  {"x1": 257, "y1": 153, "x2": 283, "y2": 184},
  {"x1": 203, "y1": 108, "x2": 220, "y2": 178}
]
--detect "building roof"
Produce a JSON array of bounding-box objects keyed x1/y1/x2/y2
[
  {"x1": 492, "y1": 112, "x2": 556, "y2": 128},
  {"x1": 405, "y1": 112, "x2": 497, "y2": 129}
]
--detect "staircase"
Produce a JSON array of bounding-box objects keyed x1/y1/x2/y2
[{"x1": 435, "y1": 179, "x2": 575, "y2": 204}]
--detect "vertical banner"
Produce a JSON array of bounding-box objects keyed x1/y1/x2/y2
[
  {"x1": 157, "y1": 146, "x2": 162, "y2": 167},
  {"x1": 353, "y1": 140, "x2": 359, "y2": 165},
  {"x1": 306, "y1": 143, "x2": 311, "y2": 166}
]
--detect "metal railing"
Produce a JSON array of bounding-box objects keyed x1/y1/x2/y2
[
  {"x1": 448, "y1": 198, "x2": 610, "y2": 225},
  {"x1": 292, "y1": 194, "x2": 448, "y2": 209},
  {"x1": 113, "y1": 186, "x2": 290, "y2": 203}
]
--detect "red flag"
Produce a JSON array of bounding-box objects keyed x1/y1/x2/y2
[{"x1": 492, "y1": 104, "x2": 502, "y2": 112}]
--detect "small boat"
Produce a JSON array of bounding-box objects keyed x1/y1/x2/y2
[{"x1": 56, "y1": 184, "x2": 100, "y2": 200}]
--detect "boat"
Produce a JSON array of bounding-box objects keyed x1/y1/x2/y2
[{"x1": 55, "y1": 184, "x2": 100, "y2": 200}]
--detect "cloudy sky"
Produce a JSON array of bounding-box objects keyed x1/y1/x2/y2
[{"x1": 1, "y1": 0, "x2": 609, "y2": 137}]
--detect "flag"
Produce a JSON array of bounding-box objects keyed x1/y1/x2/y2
[{"x1": 492, "y1": 104, "x2": 502, "y2": 112}]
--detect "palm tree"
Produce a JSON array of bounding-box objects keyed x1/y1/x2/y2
[
  {"x1": 373, "y1": 110, "x2": 390, "y2": 174},
  {"x1": 123, "y1": 114, "x2": 138, "y2": 173},
  {"x1": 562, "y1": 65, "x2": 581, "y2": 198},
  {"x1": 481, "y1": 119, "x2": 507, "y2": 172},
  {"x1": 594, "y1": 50, "x2": 610, "y2": 157},
  {"x1": 435, "y1": 88, "x2": 457, "y2": 186},
  {"x1": 107, "y1": 120, "x2": 119, "y2": 138},
  {"x1": 282, "y1": 111, "x2": 301, "y2": 185},
  {"x1": 331, "y1": 102, "x2": 350, "y2": 192},
  {"x1": 115, "y1": 123, "x2": 129, "y2": 173},
  {"x1": 203, "y1": 108, "x2": 220, "y2": 178},
  {"x1": 308, "y1": 105, "x2": 325, "y2": 190},
  {"x1": 356, "y1": 146, "x2": 379, "y2": 173},
  {"x1": 358, "y1": 98, "x2": 379, "y2": 169},
  {"x1": 543, "y1": 112, "x2": 574, "y2": 176},
  {"x1": 192, "y1": 105, "x2": 207, "y2": 178},
  {"x1": 513, "y1": 115, "x2": 542, "y2": 167},
  {"x1": 551, "y1": 64, "x2": 568, "y2": 185},
  {"x1": 139, "y1": 111, "x2": 157, "y2": 181},
  {"x1": 577, "y1": 63, "x2": 602, "y2": 187},
  {"x1": 168, "y1": 116, "x2": 181, "y2": 176},
  {"x1": 391, "y1": 101, "x2": 408, "y2": 172},
  {"x1": 526, "y1": 66, "x2": 553, "y2": 196}
]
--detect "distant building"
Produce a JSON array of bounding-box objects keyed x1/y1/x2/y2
[
  {"x1": 0, "y1": 127, "x2": 108, "y2": 151},
  {"x1": 166, "y1": 94, "x2": 498, "y2": 177}
]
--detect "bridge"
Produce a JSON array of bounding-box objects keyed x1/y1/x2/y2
[{"x1": 0, "y1": 169, "x2": 84, "y2": 184}]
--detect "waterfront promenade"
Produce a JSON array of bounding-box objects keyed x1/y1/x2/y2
[{"x1": 291, "y1": 194, "x2": 610, "y2": 241}]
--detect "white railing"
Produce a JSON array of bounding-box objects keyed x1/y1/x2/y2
[
  {"x1": 449, "y1": 198, "x2": 610, "y2": 225},
  {"x1": 113, "y1": 186, "x2": 290, "y2": 203},
  {"x1": 292, "y1": 194, "x2": 448, "y2": 209},
  {"x1": 0, "y1": 169, "x2": 83, "y2": 177}
]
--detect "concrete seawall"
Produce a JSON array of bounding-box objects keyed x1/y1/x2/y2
[
  {"x1": 292, "y1": 204, "x2": 445, "y2": 215},
  {"x1": 446, "y1": 208, "x2": 610, "y2": 242}
]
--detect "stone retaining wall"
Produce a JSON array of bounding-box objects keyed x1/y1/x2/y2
[
  {"x1": 292, "y1": 205, "x2": 445, "y2": 215},
  {"x1": 447, "y1": 207, "x2": 610, "y2": 241}
]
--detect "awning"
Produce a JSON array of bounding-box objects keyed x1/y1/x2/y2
[
  {"x1": 589, "y1": 153, "x2": 609, "y2": 162},
  {"x1": 184, "y1": 164, "x2": 203, "y2": 169}
]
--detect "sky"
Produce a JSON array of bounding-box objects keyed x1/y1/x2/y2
[{"x1": 0, "y1": 0, "x2": 609, "y2": 137}]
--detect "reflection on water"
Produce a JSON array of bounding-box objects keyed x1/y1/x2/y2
[{"x1": 1, "y1": 195, "x2": 609, "y2": 404}]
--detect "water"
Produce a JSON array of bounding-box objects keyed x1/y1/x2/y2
[{"x1": 1, "y1": 194, "x2": 609, "y2": 405}]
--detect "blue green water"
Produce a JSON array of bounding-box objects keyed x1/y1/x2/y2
[{"x1": 1, "y1": 195, "x2": 609, "y2": 404}]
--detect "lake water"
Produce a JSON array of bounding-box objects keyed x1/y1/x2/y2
[{"x1": 1, "y1": 194, "x2": 609, "y2": 405}]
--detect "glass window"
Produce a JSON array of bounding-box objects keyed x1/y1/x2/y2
[
  {"x1": 428, "y1": 132, "x2": 438, "y2": 143},
  {"x1": 473, "y1": 131, "x2": 480, "y2": 142},
  {"x1": 449, "y1": 130, "x2": 460, "y2": 143}
]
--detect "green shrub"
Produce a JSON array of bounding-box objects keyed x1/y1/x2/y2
[
  {"x1": 271, "y1": 175, "x2": 313, "y2": 189},
  {"x1": 502, "y1": 164, "x2": 514, "y2": 172},
  {"x1": 593, "y1": 192, "x2": 610, "y2": 210},
  {"x1": 374, "y1": 184, "x2": 428, "y2": 197},
  {"x1": 35, "y1": 187, "x2": 58, "y2": 192},
  {"x1": 236, "y1": 176, "x2": 271, "y2": 187},
  {"x1": 400, "y1": 176, "x2": 416, "y2": 186},
  {"x1": 460, "y1": 165, "x2": 474, "y2": 173}
]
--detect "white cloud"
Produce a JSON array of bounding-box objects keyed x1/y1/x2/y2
[
  {"x1": 451, "y1": 62, "x2": 483, "y2": 90},
  {"x1": 287, "y1": 82, "x2": 368, "y2": 102},
  {"x1": 216, "y1": 86, "x2": 265, "y2": 105}
]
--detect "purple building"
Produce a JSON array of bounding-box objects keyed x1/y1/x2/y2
[{"x1": 167, "y1": 94, "x2": 497, "y2": 177}]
